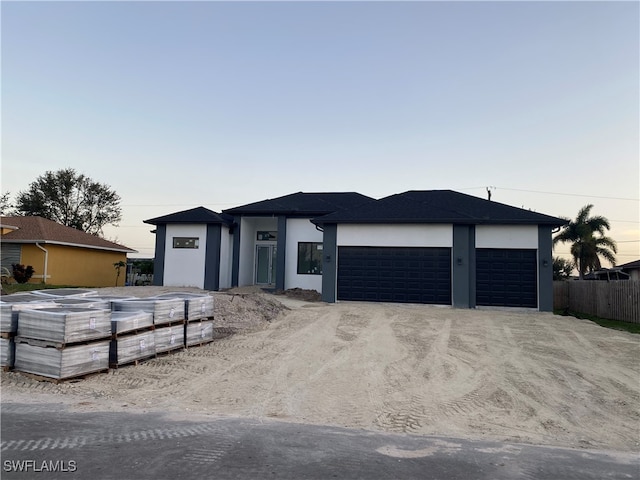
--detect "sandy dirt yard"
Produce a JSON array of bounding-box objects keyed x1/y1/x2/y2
[{"x1": 2, "y1": 286, "x2": 639, "y2": 453}]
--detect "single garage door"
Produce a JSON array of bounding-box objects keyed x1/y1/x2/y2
[
  {"x1": 337, "y1": 246, "x2": 451, "y2": 304},
  {"x1": 476, "y1": 249, "x2": 537, "y2": 308}
]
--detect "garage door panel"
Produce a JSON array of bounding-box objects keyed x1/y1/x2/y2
[
  {"x1": 337, "y1": 246, "x2": 451, "y2": 305},
  {"x1": 476, "y1": 249, "x2": 537, "y2": 308}
]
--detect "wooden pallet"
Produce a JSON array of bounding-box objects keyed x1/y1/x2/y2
[
  {"x1": 111, "y1": 325, "x2": 155, "y2": 340},
  {"x1": 184, "y1": 339, "x2": 214, "y2": 349},
  {"x1": 17, "y1": 368, "x2": 108, "y2": 384},
  {"x1": 109, "y1": 354, "x2": 156, "y2": 370},
  {"x1": 185, "y1": 316, "x2": 215, "y2": 324},
  {"x1": 14, "y1": 336, "x2": 111, "y2": 350},
  {"x1": 153, "y1": 318, "x2": 186, "y2": 328}
]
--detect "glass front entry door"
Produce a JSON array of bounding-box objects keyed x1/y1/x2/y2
[{"x1": 255, "y1": 245, "x2": 277, "y2": 285}]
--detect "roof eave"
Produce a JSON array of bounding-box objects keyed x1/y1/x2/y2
[
  {"x1": 1, "y1": 239, "x2": 136, "y2": 253},
  {"x1": 313, "y1": 218, "x2": 568, "y2": 226}
]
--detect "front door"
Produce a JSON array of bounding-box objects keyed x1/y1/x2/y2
[{"x1": 255, "y1": 245, "x2": 277, "y2": 285}]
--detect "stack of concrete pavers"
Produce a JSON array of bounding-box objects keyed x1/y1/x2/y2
[
  {"x1": 0, "y1": 294, "x2": 57, "y2": 370},
  {"x1": 111, "y1": 297, "x2": 186, "y2": 361},
  {"x1": 14, "y1": 307, "x2": 111, "y2": 380},
  {"x1": 154, "y1": 292, "x2": 215, "y2": 348},
  {"x1": 109, "y1": 310, "x2": 155, "y2": 367}
]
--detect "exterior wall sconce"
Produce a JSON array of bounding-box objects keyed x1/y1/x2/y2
[
  {"x1": 456, "y1": 257, "x2": 463, "y2": 266},
  {"x1": 543, "y1": 259, "x2": 549, "y2": 267}
]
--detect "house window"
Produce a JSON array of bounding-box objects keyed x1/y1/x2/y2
[
  {"x1": 173, "y1": 237, "x2": 199, "y2": 249},
  {"x1": 298, "y1": 242, "x2": 323, "y2": 275}
]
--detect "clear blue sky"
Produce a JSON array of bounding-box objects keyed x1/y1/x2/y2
[{"x1": 2, "y1": 1, "x2": 638, "y2": 262}]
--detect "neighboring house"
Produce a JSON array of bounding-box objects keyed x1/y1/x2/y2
[
  {"x1": 619, "y1": 260, "x2": 640, "y2": 281},
  {"x1": 146, "y1": 190, "x2": 566, "y2": 311},
  {"x1": 0, "y1": 216, "x2": 136, "y2": 287},
  {"x1": 583, "y1": 268, "x2": 630, "y2": 281}
]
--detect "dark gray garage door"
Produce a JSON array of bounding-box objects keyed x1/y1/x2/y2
[
  {"x1": 337, "y1": 247, "x2": 451, "y2": 304},
  {"x1": 476, "y1": 249, "x2": 537, "y2": 308}
]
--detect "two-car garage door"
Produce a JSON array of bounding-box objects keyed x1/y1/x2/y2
[
  {"x1": 337, "y1": 246, "x2": 538, "y2": 308},
  {"x1": 337, "y1": 247, "x2": 451, "y2": 304}
]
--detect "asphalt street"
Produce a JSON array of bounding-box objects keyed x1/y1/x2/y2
[{"x1": 1, "y1": 402, "x2": 638, "y2": 480}]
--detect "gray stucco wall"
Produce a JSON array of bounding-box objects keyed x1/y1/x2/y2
[
  {"x1": 152, "y1": 224, "x2": 166, "y2": 286},
  {"x1": 204, "y1": 224, "x2": 222, "y2": 291},
  {"x1": 452, "y1": 225, "x2": 475, "y2": 308},
  {"x1": 231, "y1": 217, "x2": 241, "y2": 287},
  {"x1": 538, "y1": 225, "x2": 554, "y2": 312},
  {"x1": 320, "y1": 224, "x2": 337, "y2": 303},
  {"x1": 276, "y1": 216, "x2": 287, "y2": 291}
]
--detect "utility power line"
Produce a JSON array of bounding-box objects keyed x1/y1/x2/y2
[{"x1": 459, "y1": 186, "x2": 639, "y2": 202}]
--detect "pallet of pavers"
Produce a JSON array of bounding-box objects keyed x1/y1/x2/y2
[
  {"x1": 111, "y1": 311, "x2": 154, "y2": 336},
  {"x1": 1, "y1": 337, "x2": 15, "y2": 371},
  {"x1": 185, "y1": 319, "x2": 214, "y2": 347},
  {"x1": 16, "y1": 307, "x2": 112, "y2": 345},
  {"x1": 52, "y1": 297, "x2": 112, "y2": 310},
  {"x1": 30, "y1": 288, "x2": 98, "y2": 298},
  {"x1": 14, "y1": 340, "x2": 109, "y2": 382},
  {"x1": 154, "y1": 324, "x2": 184, "y2": 355},
  {"x1": 0, "y1": 294, "x2": 57, "y2": 336},
  {"x1": 91, "y1": 295, "x2": 136, "y2": 310},
  {"x1": 110, "y1": 311, "x2": 156, "y2": 368},
  {"x1": 13, "y1": 307, "x2": 112, "y2": 382},
  {"x1": 111, "y1": 298, "x2": 186, "y2": 327},
  {"x1": 1, "y1": 294, "x2": 56, "y2": 372},
  {"x1": 153, "y1": 292, "x2": 214, "y2": 321},
  {"x1": 109, "y1": 330, "x2": 156, "y2": 368}
]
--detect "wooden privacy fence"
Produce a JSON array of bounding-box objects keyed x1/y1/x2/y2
[{"x1": 554, "y1": 281, "x2": 640, "y2": 324}]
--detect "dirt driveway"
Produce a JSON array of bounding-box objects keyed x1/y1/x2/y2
[{"x1": 2, "y1": 289, "x2": 639, "y2": 452}]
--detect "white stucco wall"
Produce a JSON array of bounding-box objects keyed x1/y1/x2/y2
[
  {"x1": 163, "y1": 224, "x2": 207, "y2": 288},
  {"x1": 238, "y1": 217, "x2": 278, "y2": 286},
  {"x1": 285, "y1": 218, "x2": 323, "y2": 292},
  {"x1": 337, "y1": 224, "x2": 453, "y2": 247},
  {"x1": 475, "y1": 225, "x2": 538, "y2": 249}
]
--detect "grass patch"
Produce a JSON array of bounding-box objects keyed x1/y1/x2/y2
[{"x1": 555, "y1": 309, "x2": 640, "y2": 334}]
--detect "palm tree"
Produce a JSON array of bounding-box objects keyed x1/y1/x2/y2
[{"x1": 553, "y1": 204, "x2": 617, "y2": 279}]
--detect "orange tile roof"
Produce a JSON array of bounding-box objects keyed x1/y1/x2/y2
[{"x1": 0, "y1": 216, "x2": 136, "y2": 253}]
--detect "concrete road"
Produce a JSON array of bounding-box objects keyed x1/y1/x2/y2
[{"x1": 1, "y1": 402, "x2": 638, "y2": 480}]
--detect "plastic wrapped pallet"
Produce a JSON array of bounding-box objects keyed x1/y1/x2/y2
[
  {"x1": 30, "y1": 288, "x2": 97, "y2": 298},
  {"x1": 14, "y1": 340, "x2": 109, "y2": 380},
  {"x1": 112, "y1": 298, "x2": 185, "y2": 326},
  {"x1": 185, "y1": 320, "x2": 214, "y2": 347},
  {"x1": 1, "y1": 338, "x2": 15, "y2": 368},
  {"x1": 154, "y1": 292, "x2": 214, "y2": 321},
  {"x1": 17, "y1": 307, "x2": 111, "y2": 344},
  {"x1": 91, "y1": 296, "x2": 136, "y2": 310},
  {"x1": 111, "y1": 311, "x2": 154, "y2": 335},
  {"x1": 53, "y1": 298, "x2": 112, "y2": 310},
  {"x1": 154, "y1": 325, "x2": 184, "y2": 353},
  {"x1": 109, "y1": 331, "x2": 156, "y2": 366},
  {"x1": 0, "y1": 295, "x2": 56, "y2": 334}
]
